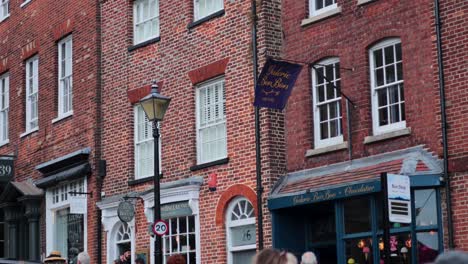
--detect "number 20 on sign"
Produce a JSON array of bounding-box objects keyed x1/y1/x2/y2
[{"x1": 153, "y1": 220, "x2": 169, "y2": 236}]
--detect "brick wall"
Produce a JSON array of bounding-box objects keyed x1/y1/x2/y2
[
  {"x1": 438, "y1": 0, "x2": 468, "y2": 251},
  {"x1": 0, "y1": 0, "x2": 100, "y2": 261},
  {"x1": 100, "y1": 0, "x2": 284, "y2": 262},
  {"x1": 282, "y1": 0, "x2": 442, "y2": 172}
]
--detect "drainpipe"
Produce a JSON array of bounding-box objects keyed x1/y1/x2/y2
[
  {"x1": 434, "y1": 0, "x2": 454, "y2": 249},
  {"x1": 251, "y1": 0, "x2": 264, "y2": 250},
  {"x1": 96, "y1": 0, "x2": 104, "y2": 262}
]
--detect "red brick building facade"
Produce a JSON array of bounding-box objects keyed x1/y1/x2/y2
[
  {"x1": 0, "y1": 0, "x2": 101, "y2": 263},
  {"x1": 267, "y1": 0, "x2": 468, "y2": 263},
  {"x1": 98, "y1": 0, "x2": 282, "y2": 263}
]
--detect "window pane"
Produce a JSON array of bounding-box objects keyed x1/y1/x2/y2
[
  {"x1": 389, "y1": 85, "x2": 399, "y2": 104},
  {"x1": 390, "y1": 104, "x2": 400, "y2": 124},
  {"x1": 231, "y1": 224, "x2": 256, "y2": 247},
  {"x1": 233, "y1": 250, "x2": 256, "y2": 264},
  {"x1": 385, "y1": 65, "x2": 396, "y2": 84},
  {"x1": 305, "y1": 201, "x2": 337, "y2": 264},
  {"x1": 384, "y1": 46, "x2": 394, "y2": 64},
  {"x1": 330, "y1": 119, "x2": 338, "y2": 138},
  {"x1": 376, "y1": 68, "x2": 384, "y2": 86},
  {"x1": 397, "y1": 62, "x2": 403, "y2": 81},
  {"x1": 374, "y1": 49, "x2": 383, "y2": 68},
  {"x1": 417, "y1": 232, "x2": 439, "y2": 263},
  {"x1": 319, "y1": 105, "x2": 328, "y2": 122},
  {"x1": 345, "y1": 237, "x2": 373, "y2": 264},
  {"x1": 318, "y1": 85, "x2": 325, "y2": 102},
  {"x1": 344, "y1": 197, "x2": 371, "y2": 234},
  {"x1": 315, "y1": 0, "x2": 323, "y2": 10},
  {"x1": 377, "y1": 233, "x2": 412, "y2": 264},
  {"x1": 326, "y1": 82, "x2": 334, "y2": 100},
  {"x1": 395, "y1": 43, "x2": 402, "y2": 61},
  {"x1": 379, "y1": 108, "x2": 388, "y2": 126},
  {"x1": 415, "y1": 189, "x2": 437, "y2": 227},
  {"x1": 316, "y1": 68, "x2": 324, "y2": 85},
  {"x1": 325, "y1": 0, "x2": 334, "y2": 7},
  {"x1": 320, "y1": 122, "x2": 328, "y2": 140},
  {"x1": 377, "y1": 89, "x2": 388, "y2": 107}
]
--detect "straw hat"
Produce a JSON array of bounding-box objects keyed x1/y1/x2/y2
[{"x1": 44, "y1": 251, "x2": 66, "y2": 262}]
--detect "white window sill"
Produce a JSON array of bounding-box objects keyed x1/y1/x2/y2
[
  {"x1": 0, "y1": 140, "x2": 9, "y2": 147},
  {"x1": 357, "y1": 0, "x2": 376, "y2": 5},
  {"x1": 364, "y1": 127, "x2": 411, "y2": 144},
  {"x1": 301, "y1": 7, "x2": 342, "y2": 27},
  {"x1": 52, "y1": 112, "x2": 73, "y2": 124},
  {"x1": 0, "y1": 14, "x2": 10, "y2": 23},
  {"x1": 306, "y1": 141, "x2": 348, "y2": 157},
  {"x1": 20, "y1": 0, "x2": 32, "y2": 8},
  {"x1": 20, "y1": 127, "x2": 39, "y2": 138}
]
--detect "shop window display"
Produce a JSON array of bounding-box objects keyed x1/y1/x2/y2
[{"x1": 163, "y1": 215, "x2": 196, "y2": 264}]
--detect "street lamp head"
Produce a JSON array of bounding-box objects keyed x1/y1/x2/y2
[{"x1": 139, "y1": 81, "x2": 171, "y2": 122}]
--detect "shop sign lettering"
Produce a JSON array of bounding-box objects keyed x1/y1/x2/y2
[
  {"x1": 118, "y1": 201, "x2": 135, "y2": 223},
  {"x1": 291, "y1": 182, "x2": 379, "y2": 206},
  {"x1": 254, "y1": 58, "x2": 303, "y2": 110}
]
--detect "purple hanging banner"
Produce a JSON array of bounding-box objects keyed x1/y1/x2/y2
[{"x1": 254, "y1": 58, "x2": 303, "y2": 110}]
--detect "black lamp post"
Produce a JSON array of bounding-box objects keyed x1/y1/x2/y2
[{"x1": 138, "y1": 81, "x2": 171, "y2": 264}]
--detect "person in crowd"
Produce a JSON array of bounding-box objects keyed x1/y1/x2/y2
[
  {"x1": 166, "y1": 254, "x2": 186, "y2": 264},
  {"x1": 252, "y1": 248, "x2": 291, "y2": 264},
  {"x1": 44, "y1": 251, "x2": 66, "y2": 264},
  {"x1": 120, "y1": 250, "x2": 131, "y2": 264},
  {"x1": 301, "y1": 251, "x2": 317, "y2": 264},
  {"x1": 135, "y1": 257, "x2": 145, "y2": 264},
  {"x1": 286, "y1": 252, "x2": 298, "y2": 264},
  {"x1": 77, "y1": 252, "x2": 90, "y2": 264},
  {"x1": 434, "y1": 251, "x2": 468, "y2": 264}
]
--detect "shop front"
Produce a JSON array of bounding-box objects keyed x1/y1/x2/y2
[{"x1": 269, "y1": 147, "x2": 444, "y2": 264}]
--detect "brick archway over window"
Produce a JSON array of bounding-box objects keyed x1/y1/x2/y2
[{"x1": 215, "y1": 184, "x2": 257, "y2": 226}]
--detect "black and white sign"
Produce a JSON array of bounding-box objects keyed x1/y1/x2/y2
[
  {"x1": 152, "y1": 220, "x2": 169, "y2": 236},
  {"x1": 117, "y1": 201, "x2": 135, "y2": 223},
  {"x1": 0, "y1": 157, "x2": 14, "y2": 182},
  {"x1": 387, "y1": 174, "x2": 411, "y2": 223}
]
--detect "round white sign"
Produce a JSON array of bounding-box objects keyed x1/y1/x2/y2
[{"x1": 153, "y1": 220, "x2": 169, "y2": 236}]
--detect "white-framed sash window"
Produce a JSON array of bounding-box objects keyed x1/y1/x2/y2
[
  {"x1": 196, "y1": 77, "x2": 227, "y2": 164},
  {"x1": 194, "y1": 0, "x2": 223, "y2": 21},
  {"x1": 312, "y1": 58, "x2": 343, "y2": 148},
  {"x1": 309, "y1": 0, "x2": 337, "y2": 17},
  {"x1": 0, "y1": 0, "x2": 9, "y2": 21},
  {"x1": 369, "y1": 38, "x2": 405, "y2": 135},
  {"x1": 25, "y1": 56, "x2": 39, "y2": 133},
  {"x1": 134, "y1": 105, "x2": 161, "y2": 179},
  {"x1": 0, "y1": 73, "x2": 8, "y2": 145},
  {"x1": 133, "y1": 0, "x2": 159, "y2": 45},
  {"x1": 226, "y1": 197, "x2": 256, "y2": 264},
  {"x1": 58, "y1": 35, "x2": 73, "y2": 118}
]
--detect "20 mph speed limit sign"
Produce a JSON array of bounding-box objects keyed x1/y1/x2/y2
[{"x1": 153, "y1": 220, "x2": 169, "y2": 236}]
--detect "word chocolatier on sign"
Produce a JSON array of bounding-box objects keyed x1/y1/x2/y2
[{"x1": 254, "y1": 58, "x2": 303, "y2": 110}]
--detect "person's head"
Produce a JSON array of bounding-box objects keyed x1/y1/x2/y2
[
  {"x1": 166, "y1": 254, "x2": 186, "y2": 264},
  {"x1": 301, "y1": 251, "x2": 317, "y2": 264},
  {"x1": 77, "y1": 251, "x2": 90, "y2": 264},
  {"x1": 252, "y1": 248, "x2": 289, "y2": 264},
  {"x1": 286, "y1": 252, "x2": 298, "y2": 264},
  {"x1": 124, "y1": 250, "x2": 131, "y2": 259},
  {"x1": 44, "y1": 251, "x2": 66, "y2": 264},
  {"x1": 135, "y1": 257, "x2": 145, "y2": 264},
  {"x1": 434, "y1": 251, "x2": 468, "y2": 264}
]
